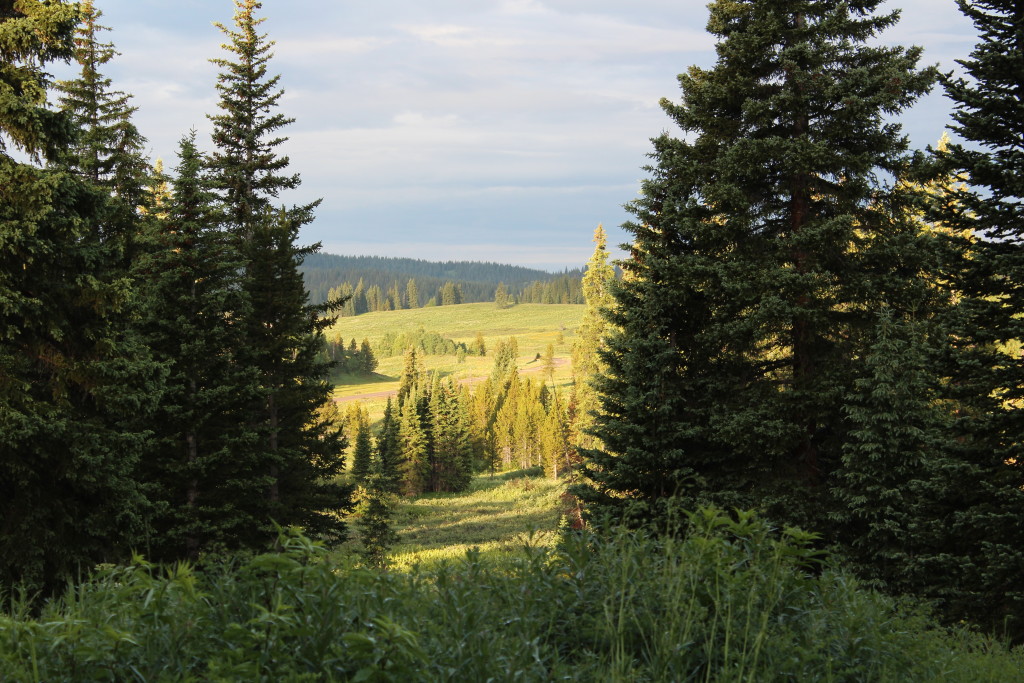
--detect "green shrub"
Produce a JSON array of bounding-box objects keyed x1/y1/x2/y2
[{"x1": 1, "y1": 513, "x2": 1021, "y2": 681}]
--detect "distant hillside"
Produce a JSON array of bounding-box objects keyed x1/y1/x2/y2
[{"x1": 300, "y1": 252, "x2": 584, "y2": 310}]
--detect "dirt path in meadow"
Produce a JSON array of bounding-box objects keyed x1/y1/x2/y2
[{"x1": 333, "y1": 357, "x2": 569, "y2": 405}]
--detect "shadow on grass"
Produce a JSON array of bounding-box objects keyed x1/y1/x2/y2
[
  {"x1": 390, "y1": 468, "x2": 561, "y2": 564},
  {"x1": 332, "y1": 371, "x2": 397, "y2": 387}
]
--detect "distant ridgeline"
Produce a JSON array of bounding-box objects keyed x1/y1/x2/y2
[{"x1": 299, "y1": 253, "x2": 584, "y2": 314}]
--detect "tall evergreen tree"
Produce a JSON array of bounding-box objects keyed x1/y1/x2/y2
[
  {"x1": 207, "y1": 0, "x2": 349, "y2": 543},
  {"x1": 54, "y1": 0, "x2": 149, "y2": 213},
  {"x1": 927, "y1": 0, "x2": 1024, "y2": 636},
  {"x1": 0, "y1": 0, "x2": 159, "y2": 591},
  {"x1": 494, "y1": 281, "x2": 510, "y2": 309},
  {"x1": 134, "y1": 131, "x2": 259, "y2": 559},
  {"x1": 429, "y1": 378, "x2": 474, "y2": 492},
  {"x1": 572, "y1": 225, "x2": 615, "y2": 451},
  {"x1": 406, "y1": 278, "x2": 419, "y2": 309},
  {"x1": 399, "y1": 390, "x2": 431, "y2": 495},
  {"x1": 375, "y1": 398, "x2": 403, "y2": 494},
  {"x1": 351, "y1": 417, "x2": 373, "y2": 483},
  {"x1": 577, "y1": 0, "x2": 938, "y2": 527},
  {"x1": 830, "y1": 308, "x2": 946, "y2": 593}
]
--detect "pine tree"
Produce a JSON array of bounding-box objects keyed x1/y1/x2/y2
[
  {"x1": 54, "y1": 0, "x2": 149, "y2": 213},
  {"x1": 134, "y1": 131, "x2": 260, "y2": 559},
  {"x1": 830, "y1": 308, "x2": 946, "y2": 592},
  {"x1": 577, "y1": 0, "x2": 938, "y2": 527},
  {"x1": 359, "y1": 338, "x2": 378, "y2": 373},
  {"x1": 429, "y1": 378, "x2": 474, "y2": 492},
  {"x1": 207, "y1": 0, "x2": 350, "y2": 544},
  {"x1": 406, "y1": 278, "x2": 419, "y2": 309},
  {"x1": 397, "y1": 347, "x2": 421, "y2": 407},
  {"x1": 926, "y1": 0, "x2": 1024, "y2": 636},
  {"x1": 388, "y1": 280, "x2": 403, "y2": 310},
  {"x1": 572, "y1": 225, "x2": 615, "y2": 451},
  {"x1": 471, "y1": 331, "x2": 487, "y2": 356},
  {"x1": 541, "y1": 342, "x2": 556, "y2": 384},
  {"x1": 356, "y1": 471, "x2": 398, "y2": 570},
  {"x1": 494, "y1": 281, "x2": 510, "y2": 309},
  {"x1": 351, "y1": 416, "x2": 373, "y2": 483},
  {"x1": 0, "y1": 0, "x2": 159, "y2": 591},
  {"x1": 375, "y1": 398, "x2": 403, "y2": 494},
  {"x1": 399, "y1": 391, "x2": 431, "y2": 495},
  {"x1": 540, "y1": 391, "x2": 572, "y2": 479}
]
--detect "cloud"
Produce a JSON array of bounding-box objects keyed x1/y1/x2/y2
[{"x1": 80, "y1": 0, "x2": 984, "y2": 268}]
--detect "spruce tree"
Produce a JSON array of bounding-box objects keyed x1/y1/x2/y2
[
  {"x1": 406, "y1": 278, "x2": 419, "y2": 309},
  {"x1": 54, "y1": 0, "x2": 149, "y2": 213},
  {"x1": 429, "y1": 378, "x2": 474, "y2": 492},
  {"x1": 541, "y1": 342, "x2": 556, "y2": 384},
  {"x1": 134, "y1": 131, "x2": 260, "y2": 559},
  {"x1": 494, "y1": 282, "x2": 510, "y2": 309},
  {"x1": 399, "y1": 390, "x2": 430, "y2": 495},
  {"x1": 207, "y1": 0, "x2": 349, "y2": 543},
  {"x1": 572, "y1": 225, "x2": 615, "y2": 451},
  {"x1": 830, "y1": 308, "x2": 946, "y2": 592},
  {"x1": 577, "y1": 0, "x2": 938, "y2": 526},
  {"x1": 0, "y1": 0, "x2": 158, "y2": 591},
  {"x1": 397, "y1": 347, "x2": 421, "y2": 407},
  {"x1": 351, "y1": 417, "x2": 373, "y2": 483},
  {"x1": 927, "y1": 0, "x2": 1024, "y2": 636},
  {"x1": 375, "y1": 398, "x2": 403, "y2": 494},
  {"x1": 357, "y1": 470, "x2": 398, "y2": 570}
]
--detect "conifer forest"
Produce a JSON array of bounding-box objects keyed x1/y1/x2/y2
[{"x1": 3, "y1": 0, "x2": 1024, "y2": 679}]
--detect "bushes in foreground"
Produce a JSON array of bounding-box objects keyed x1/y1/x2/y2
[{"x1": 1, "y1": 511, "x2": 1021, "y2": 681}]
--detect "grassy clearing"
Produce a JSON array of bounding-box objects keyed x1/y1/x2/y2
[
  {"x1": 386, "y1": 468, "x2": 565, "y2": 569},
  {"x1": 329, "y1": 303, "x2": 583, "y2": 420}
]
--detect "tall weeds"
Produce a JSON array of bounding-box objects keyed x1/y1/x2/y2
[{"x1": 1, "y1": 510, "x2": 1020, "y2": 681}]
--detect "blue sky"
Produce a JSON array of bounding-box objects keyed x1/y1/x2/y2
[{"x1": 83, "y1": 0, "x2": 977, "y2": 270}]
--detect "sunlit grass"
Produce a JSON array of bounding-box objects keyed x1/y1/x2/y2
[
  {"x1": 338, "y1": 468, "x2": 566, "y2": 570},
  {"x1": 329, "y1": 302, "x2": 582, "y2": 422}
]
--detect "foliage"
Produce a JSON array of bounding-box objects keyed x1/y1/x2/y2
[
  {"x1": 571, "y1": 224, "x2": 615, "y2": 452},
  {"x1": 134, "y1": 131, "x2": 260, "y2": 560},
  {"x1": 207, "y1": 0, "x2": 351, "y2": 544},
  {"x1": 299, "y1": 252, "x2": 583, "y2": 309},
  {"x1": 0, "y1": 0, "x2": 161, "y2": 593},
  {"x1": 923, "y1": 0, "x2": 1024, "y2": 638},
  {"x1": 2, "y1": 514, "x2": 1021, "y2": 681}
]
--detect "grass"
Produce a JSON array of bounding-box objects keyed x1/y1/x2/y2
[
  {"x1": 328, "y1": 302, "x2": 583, "y2": 420},
  {"x1": 383, "y1": 468, "x2": 565, "y2": 569}
]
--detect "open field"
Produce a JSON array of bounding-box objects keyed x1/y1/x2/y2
[
  {"x1": 339, "y1": 468, "x2": 567, "y2": 570},
  {"x1": 328, "y1": 303, "x2": 584, "y2": 420}
]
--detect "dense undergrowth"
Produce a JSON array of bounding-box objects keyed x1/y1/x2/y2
[{"x1": 2, "y1": 509, "x2": 1021, "y2": 682}]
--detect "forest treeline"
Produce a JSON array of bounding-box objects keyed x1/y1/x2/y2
[
  {"x1": 571, "y1": 0, "x2": 1024, "y2": 642},
  {"x1": 343, "y1": 338, "x2": 576, "y2": 503},
  {"x1": 301, "y1": 252, "x2": 585, "y2": 310},
  {"x1": 1, "y1": 0, "x2": 350, "y2": 592}
]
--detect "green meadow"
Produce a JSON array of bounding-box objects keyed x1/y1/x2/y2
[
  {"x1": 343, "y1": 468, "x2": 566, "y2": 570},
  {"x1": 328, "y1": 302, "x2": 584, "y2": 416}
]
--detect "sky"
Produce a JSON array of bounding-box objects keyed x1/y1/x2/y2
[{"x1": 76, "y1": 0, "x2": 978, "y2": 270}]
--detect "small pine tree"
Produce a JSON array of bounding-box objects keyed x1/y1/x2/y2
[
  {"x1": 351, "y1": 418, "x2": 373, "y2": 483},
  {"x1": 471, "y1": 331, "x2": 487, "y2": 356},
  {"x1": 399, "y1": 392, "x2": 431, "y2": 496},
  {"x1": 375, "y1": 398, "x2": 403, "y2": 494},
  {"x1": 359, "y1": 338, "x2": 378, "y2": 374},
  {"x1": 494, "y1": 282, "x2": 510, "y2": 309},
  {"x1": 572, "y1": 225, "x2": 615, "y2": 451},
  {"x1": 541, "y1": 342, "x2": 556, "y2": 384},
  {"x1": 397, "y1": 347, "x2": 421, "y2": 407},
  {"x1": 406, "y1": 278, "x2": 420, "y2": 309},
  {"x1": 356, "y1": 472, "x2": 398, "y2": 570}
]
